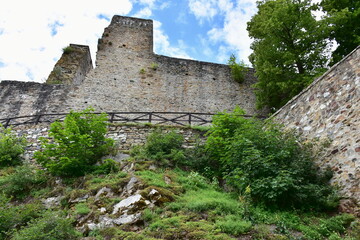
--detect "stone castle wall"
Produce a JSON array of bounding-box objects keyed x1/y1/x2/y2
[
  {"x1": 273, "y1": 46, "x2": 360, "y2": 202},
  {"x1": 0, "y1": 81, "x2": 72, "y2": 117},
  {"x1": 0, "y1": 15, "x2": 263, "y2": 119}
]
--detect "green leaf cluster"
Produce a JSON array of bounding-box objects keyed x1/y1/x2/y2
[
  {"x1": 0, "y1": 125, "x2": 27, "y2": 168},
  {"x1": 0, "y1": 164, "x2": 46, "y2": 200},
  {"x1": 0, "y1": 195, "x2": 44, "y2": 239},
  {"x1": 195, "y1": 107, "x2": 335, "y2": 209},
  {"x1": 62, "y1": 46, "x2": 74, "y2": 54},
  {"x1": 247, "y1": 0, "x2": 329, "y2": 111},
  {"x1": 11, "y1": 211, "x2": 81, "y2": 240},
  {"x1": 321, "y1": 0, "x2": 360, "y2": 64},
  {"x1": 228, "y1": 54, "x2": 248, "y2": 83},
  {"x1": 131, "y1": 129, "x2": 185, "y2": 166},
  {"x1": 34, "y1": 108, "x2": 115, "y2": 177}
]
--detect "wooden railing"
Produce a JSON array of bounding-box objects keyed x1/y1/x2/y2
[{"x1": 0, "y1": 112, "x2": 266, "y2": 128}]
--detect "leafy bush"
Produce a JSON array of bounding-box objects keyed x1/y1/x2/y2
[
  {"x1": 300, "y1": 214, "x2": 356, "y2": 239},
  {"x1": 62, "y1": 46, "x2": 74, "y2": 54},
  {"x1": 34, "y1": 108, "x2": 115, "y2": 177},
  {"x1": 0, "y1": 164, "x2": 46, "y2": 199},
  {"x1": 92, "y1": 158, "x2": 119, "y2": 175},
  {"x1": 0, "y1": 125, "x2": 27, "y2": 168},
  {"x1": 228, "y1": 54, "x2": 248, "y2": 83},
  {"x1": 0, "y1": 195, "x2": 44, "y2": 239},
  {"x1": 132, "y1": 129, "x2": 185, "y2": 166},
  {"x1": 197, "y1": 107, "x2": 335, "y2": 210},
  {"x1": 11, "y1": 211, "x2": 80, "y2": 240}
]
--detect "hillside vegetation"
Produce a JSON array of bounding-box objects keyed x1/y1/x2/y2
[{"x1": 0, "y1": 108, "x2": 359, "y2": 240}]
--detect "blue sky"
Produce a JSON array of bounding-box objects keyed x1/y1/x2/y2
[{"x1": 0, "y1": 0, "x2": 258, "y2": 82}]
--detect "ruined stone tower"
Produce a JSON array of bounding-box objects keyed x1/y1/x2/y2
[{"x1": 46, "y1": 44, "x2": 93, "y2": 85}]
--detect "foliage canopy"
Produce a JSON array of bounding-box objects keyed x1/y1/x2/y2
[
  {"x1": 247, "y1": 0, "x2": 329, "y2": 111},
  {"x1": 321, "y1": 0, "x2": 360, "y2": 64}
]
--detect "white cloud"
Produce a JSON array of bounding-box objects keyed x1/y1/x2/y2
[
  {"x1": 188, "y1": 0, "x2": 258, "y2": 64},
  {"x1": 153, "y1": 21, "x2": 192, "y2": 59},
  {"x1": 133, "y1": 8, "x2": 153, "y2": 18},
  {"x1": 188, "y1": 0, "x2": 219, "y2": 22},
  {"x1": 0, "y1": 0, "x2": 133, "y2": 82},
  {"x1": 199, "y1": 36, "x2": 214, "y2": 58},
  {"x1": 159, "y1": 1, "x2": 170, "y2": 10},
  {"x1": 137, "y1": 0, "x2": 156, "y2": 7},
  {"x1": 133, "y1": 0, "x2": 170, "y2": 19}
]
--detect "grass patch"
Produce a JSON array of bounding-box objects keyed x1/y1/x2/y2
[
  {"x1": 215, "y1": 215, "x2": 252, "y2": 235},
  {"x1": 74, "y1": 203, "x2": 91, "y2": 215},
  {"x1": 168, "y1": 188, "x2": 243, "y2": 215},
  {"x1": 84, "y1": 171, "x2": 129, "y2": 192},
  {"x1": 136, "y1": 170, "x2": 170, "y2": 188}
]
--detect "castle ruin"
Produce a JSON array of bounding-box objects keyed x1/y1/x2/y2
[
  {"x1": 0, "y1": 15, "x2": 262, "y2": 118},
  {"x1": 0, "y1": 15, "x2": 359, "y2": 205}
]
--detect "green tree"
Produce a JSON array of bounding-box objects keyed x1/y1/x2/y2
[
  {"x1": 247, "y1": 0, "x2": 330, "y2": 111},
  {"x1": 34, "y1": 108, "x2": 114, "y2": 177},
  {"x1": 321, "y1": 0, "x2": 360, "y2": 64}
]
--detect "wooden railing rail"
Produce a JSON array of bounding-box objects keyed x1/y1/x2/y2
[{"x1": 0, "y1": 112, "x2": 266, "y2": 128}]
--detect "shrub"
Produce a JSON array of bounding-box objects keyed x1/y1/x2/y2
[
  {"x1": 0, "y1": 125, "x2": 27, "y2": 168},
  {"x1": 309, "y1": 214, "x2": 355, "y2": 238},
  {"x1": 0, "y1": 195, "x2": 44, "y2": 239},
  {"x1": 34, "y1": 108, "x2": 115, "y2": 177},
  {"x1": 62, "y1": 46, "x2": 74, "y2": 54},
  {"x1": 0, "y1": 164, "x2": 46, "y2": 199},
  {"x1": 228, "y1": 54, "x2": 248, "y2": 83},
  {"x1": 202, "y1": 107, "x2": 335, "y2": 210},
  {"x1": 92, "y1": 158, "x2": 119, "y2": 175},
  {"x1": 132, "y1": 129, "x2": 185, "y2": 166},
  {"x1": 11, "y1": 211, "x2": 81, "y2": 240}
]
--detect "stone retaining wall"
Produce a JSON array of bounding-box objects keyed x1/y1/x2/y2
[
  {"x1": 11, "y1": 123, "x2": 206, "y2": 161},
  {"x1": 273, "y1": 46, "x2": 360, "y2": 203}
]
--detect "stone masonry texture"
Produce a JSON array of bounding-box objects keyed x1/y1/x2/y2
[
  {"x1": 11, "y1": 123, "x2": 205, "y2": 162},
  {"x1": 273, "y1": 46, "x2": 360, "y2": 203}
]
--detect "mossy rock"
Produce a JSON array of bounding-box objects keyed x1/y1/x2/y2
[{"x1": 140, "y1": 186, "x2": 175, "y2": 206}]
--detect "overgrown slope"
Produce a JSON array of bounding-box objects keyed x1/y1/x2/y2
[{"x1": 0, "y1": 109, "x2": 359, "y2": 239}]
